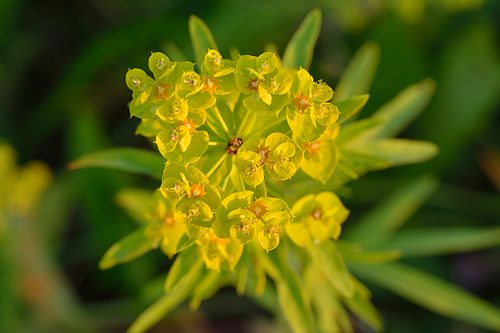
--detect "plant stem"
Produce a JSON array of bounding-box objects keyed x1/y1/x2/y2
[
  {"x1": 206, "y1": 153, "x2": 227, "y2": 179},
  {"x1": 211, "y1": 105, "x2": 230, "y2": 137}
]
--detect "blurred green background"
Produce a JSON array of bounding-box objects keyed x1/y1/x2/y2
[{"x1": 1, "y1": 0, "x2": 499, "y2": 332}]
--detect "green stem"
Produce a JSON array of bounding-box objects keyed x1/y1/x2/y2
[
  {"x1": 212, "y1": 105, "x2": 230, "y2": 136},
  {"x1": 236, "y1": 108, "x2": 253, "y2": 137},
  {"x1": 206, "y1": 153, "x2": 227, "y2": 179}
]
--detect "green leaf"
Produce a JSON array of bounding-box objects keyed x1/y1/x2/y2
[
  {"x1": 244, "y1": 261, "x2": 280, "y2": 314},
  {"x1": 321, "y1": 149, "x2": 389, "y2": 191},
  {"x1": 349, "y1": 139, "x2": 439, "y2": 166},
  {"x1": 189, "y1": 15, "x2": 218, "y2": 66},
  {"x1": 343, "y1": 279, "x2": 382, "y2": 332},
  {"x1": 350, "y1": 262, "x2": 500, "y2": 332},
  {"x1": 69, "y1": 148, "x2": 164, "y2": 180},
  {"x1": 359, "y1": 79, "x2": 435, "y2": 140},
  {"x1": 417, "y1": 23, "x2": 500, "y2": 172},
  {"x1": 335, "y1": 42, "x2": 380, "y2": 101},
  {"x1": 305, "y1": 265, "x2": 352, "y2": 333},
  {"x1": 336, "y1": 94, "x2": 369, "y2": 125},
  {"x1": 345, "y1": 176, "x2": 437, "y2": 247},
  {"x1": 338, "y1": 241, "x2": 401, "y2": 264},
  {"x1": 128, "y1": 259, "x2": 204, "y2": 333},
  {"x1": 115, "y1": 188, "x2": 154, "y2": 224},
  {"x1": 190, "y1": 270, "x2": 224, "y2": 310},
  {"x1": 336, "y1": 118, "x2": 381, "y2": 146},
  {"x1": 262, "y1": 249, "x2": 316, "y2": 333},
  {"x1": 282, "y1": 8, "x2": 321, "y2": 70},
  {"x1": 307, "y1": 241, "x2": 355, "y2": 298},
  {"x1": 165, "y1": 245, "x2": 198, "y2": 291},
  {"x1": 374, "y1": 227, "x2": 500, "y2": 257},
  {"x1": 99, "y1": 228, "x2": 155, "y2": 270}
]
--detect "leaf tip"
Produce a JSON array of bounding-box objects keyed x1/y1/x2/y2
[{"x1": 98, "y1": 257, "x2": 113, "y2": 270}]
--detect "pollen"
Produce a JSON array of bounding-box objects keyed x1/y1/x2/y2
[
  {"x1": 292, "y1": 93, "x2": 311, "y2": 112},
  {"x1": 187, "y1": 207, "x2": 200, "y2": 220},
  {"x1": 244, "y1": 165, "x2": 258, "y2": 176},
  {"x1": 182, "y1": 72, "x2": 199, "y2": 88},
  {"x1": 131, "y1": 78, "x2": 141, "y2": 87},
  {"x1": 268, "y1": 224, "x2": 282, "y2": 236},
  {"x1": 170, "y1": 131, "x2": 178, "y2": 142},
  {"x1": 168, "y1": 182, "x2": 184, "y2": 197},
  {"x1": 155, "y1": 58, "x2": 166, "y2": 70}
]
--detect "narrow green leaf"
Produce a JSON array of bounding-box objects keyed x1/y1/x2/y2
[
  {"x1": 335, "y1": 42, "x2": 380, "y2": 101},
  {"x1": 337, "y1": 94, "x2": 369, "y2": 125},
  {"x1": 417, "y1": 23, "x2": 500, "y2": 172},
  {"x1": 115, "y1": 188, "x2": 154, "y2": 224},
  {"x1": 244, "y1": 256, "x2": 280, "y2": 314},
  {"x1": 307, "y1": 241, "x2": 355, "y2": 298},
  {"x1": 128, "y1": 260, "x2": 203, "y2": 333},
  {"x1": 305, "y1": 265, "x2": 352, "y2": 333},
  {"x1": 282, "y1": 8, "x2": 322, "y2": 70},
  {"x1": 336, "y1": 118, "x2": 381, "y2": 146},
  {"x1": 325, "y1": 149, "x2": 390, "y2": 191},
  {"x1": 349, "y1": 139, "x2": 439, "y2": 166},
  {"x1": 359, "y1": 79, "x2": 435, "y2": 139},
  {"x1": 374, "y1": 227, "x2": 500, "y2": 257},
  {"x1": 345, "y1": 176, "x2": 437, "y2": 247},
  {"x1": 338, "y1": 241, "x2": 401, "y2": 264},
  {"x1": 189, "y1": 15, "x2": 218, "y2": 66},
  {"x1": 343, "y1": 279, "x2": 382, "y2": 332},
  {"x1": 262, "y1": 250, "x2": 316, "y2": 333},
  {"x1": 165, "y1": 245, "x2": 198, "y2": 291},
  {"x1": 69, "y1": 148, "x2": 164, "y2": 180},
  {"x1": 190, "y1": 271, "x2": 223, "y2": 310},
  {"x1": 99, "y1": 228, "x2": 155, "y2": 270},
  {"x1": 350, "y1": 262, "x2": 500, "y2": 332}
]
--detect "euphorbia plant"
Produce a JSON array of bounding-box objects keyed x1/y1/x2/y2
[{"x1": 72, "y1": 9, "x2": 500, "y2": 333}]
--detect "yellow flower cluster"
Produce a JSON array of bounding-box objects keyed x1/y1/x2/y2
[{"x1": 126, "y1": 49, "x2": 348, "y2": 271}]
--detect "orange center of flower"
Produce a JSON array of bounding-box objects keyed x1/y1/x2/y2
[
  {"x1": 248, "y1": 199, "x2": 269, "y2": 219},
  {"x1": 190, "y1": 183, "x2": 206, "y2": 198},
  {"x1": 304, "y1": 141, "x2": 321, "y2": 155},
  {"x1": 248, "y1": 78, "x2": 259, "y2": 91},
  {"x1": 202, "y1": 76, "x2": 218, "y2": 95},
  {"x1": 164, "y1": 214, "x2": 175, "y2": 226},
  {"x1": 154, "y1": 83, "x2": 171, "y2": 100},
  {"x1": 181, "y1": 118, "x2": 196, "y2": 134},
  {"x1": 292, "y1": 93, "x2": 311, "y2": 112},
  {"x1": 311, "y1": 208, "x2": 323, "y2": 220}
]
